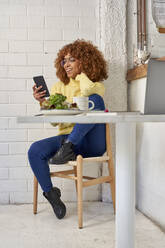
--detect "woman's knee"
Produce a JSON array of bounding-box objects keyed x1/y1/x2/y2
[
  {"x1": 88, "y1": 94, "x2": 105, "y2": 110},
  {"x1": 28, "y1": 141, "x2": 42, "y2": 159}
]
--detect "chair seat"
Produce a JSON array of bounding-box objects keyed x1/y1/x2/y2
[{"x1": 49, "y1": 155, "x2": 110, "y2": 166}]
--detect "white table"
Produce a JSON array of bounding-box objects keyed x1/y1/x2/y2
[{"x1": 17, "y1": 112, "x2": 165, "y2": 248}]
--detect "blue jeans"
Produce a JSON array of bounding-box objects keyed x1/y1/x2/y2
[{"x1": 28, "y1": 94, "x2": 106, "y2": 192}]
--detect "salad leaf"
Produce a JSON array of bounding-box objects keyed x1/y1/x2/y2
[{"x1": 42, "y1": 93, "x2": 68, "y2": 109}]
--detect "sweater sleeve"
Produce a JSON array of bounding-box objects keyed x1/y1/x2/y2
[{"x1": 75, "y1": 73, "x2": 105, "y2": 97}]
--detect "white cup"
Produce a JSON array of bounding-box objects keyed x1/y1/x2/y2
[{"x1": 73, "y1": 96, "x2": 95, "y2": 111}]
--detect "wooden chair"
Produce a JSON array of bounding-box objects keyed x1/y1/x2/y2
[{"x1": 33, "y1": 123, "x2": 115, "y2": 229}]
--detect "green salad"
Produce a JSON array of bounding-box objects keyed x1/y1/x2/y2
[{"x1": 42, "y1": 93, "x2": 69, "y2": 109}]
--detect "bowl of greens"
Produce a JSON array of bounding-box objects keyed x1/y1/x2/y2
[{"x1": 41, "y1": 93, "x2": 77, "y2": 110}]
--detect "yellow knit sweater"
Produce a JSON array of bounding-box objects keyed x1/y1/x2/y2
[{"x1": 50, "y1": 73, "x2": 105, "y2": 135}]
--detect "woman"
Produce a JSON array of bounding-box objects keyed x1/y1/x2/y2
[{"x1": 28, "y1": 39, "x2": 108, "y2": 219}]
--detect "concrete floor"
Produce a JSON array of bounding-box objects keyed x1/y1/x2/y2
[{"x1": 0, "y1": 202, "x2": 165, "y2": 248}]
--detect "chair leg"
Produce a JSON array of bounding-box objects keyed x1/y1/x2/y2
[
  {"x1": 33, "y1": 175, "x2": 38, "y2": 214},
  {"x1": 107, "y1": 159, "x2": 116, "y2": 213},
  {"x1": 106, "y1": 123, "x2": 116, "y2": 213},
  {"x1": 73, "y1": 165, "x2": 78, "y2": 194},
  {"x1": 77, "y1": 155, "x2": 83, "y2": 229}
]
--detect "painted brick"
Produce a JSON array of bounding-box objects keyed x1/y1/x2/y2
[
  {"x1": 78, "y1": 0, "x2": 99, "y2": 7},
  {"x1": 0, "y1": 79, "x2": 26, "y2": 91},
  {"x1": 0, "y1": 66, "x2": 8, "y2": 77},
  {"x1": 45, "y1": 17, "x2": 78, "y2": 29},
  {"x1": 83, "y1": 187, "x2": 101, "y2": 201},
  {"x1": 51, "y1": 177, "x2": 63, "y2": 190},
  {"x1": 0, "y1": 143, "x2": 9, "y2": 155},
  {"x1": 9, "y1": 167, "x2": 33, "y2": 179},
  {"x1": 95, "y1": 2, "x2": 99, "y2": 18},
  {"x1": 45, "y1": 0, "x2": 78, "y2": 4},
  {"x1": 0, "y1": 16, "x2": 9, "y2": 28},
  {"x1": 9, "y1": 192, "x2": 32, "y2": 203},
  {"x1": 44, "y1": 42, "x2": 60, "y2": 54},
  {"x1": 26, "y1": 78, "x2": 35, "y2": 90},
  {"x1": 102, "y1": 182, "x2": 112, "y2": 203},
  {"x1": 61, "y1": 187, "x2": 101, "y2": 201},
  {"x1": 27, "y1": 177, "x2": 61, "y2": 193},
  {"x1": 27, "y1": 6, "x2": 45, "y2": 16},
  {"x1": 0, "y1": 0, "x2": 8, "y2": 3},
  {"x1": 0, "y1": 118, "x2": 8, "y2": 128},
  {"x1": 0, "y1": 41, "x2": 8, "y2": 52},
  {"x1": 44, "y1": 40, "x2": 70, "y2": 53},
  {"x1": 0, "y1": 193, "x2": 9, "y2": 204},
  {"x1": 9, "y1": 92, "x2": 35, "y2": 104},
  {"x1": 10, "y1": 16, "x2": 27, "y2": 28},
  {"x1": 61, "y1": 177, "x2": 76, "y2": 191},
  {"x1": 27, "y1": 5, "x2": 61, "y2": 16},
  {"x1": 28, "y1": 129, "x2": 58, "y2": 142},
  {"x1": 63, "y1": 29, "x2": 96, "y2": 41},
  {"x1": 0, "y1": 29, "x2": 27, "y2": 40},
  {"x1": 0, "y1": 168, "x2": 9, "y2": 179},
  {"x1": 9, "y1": 142, "x2": 30, "y2": 154},
  {"x1": 44, "y1": 29, "x2": 62, "y2": 40},
  {"x1": 62, "y1": 4, "x2": 96, "y2": 17},
  {"x1": 0, "y1": 53, "x2": 26, "y2": 65},
  {"x1": 0, "y1": 155, "x2": 27, "y2": 168},
  {"x1": 0, "y1": 4, "x2": 26, "y2": 16},
  {"x1": 9, "y1": 5, "x2": 27, "y2": 15},
  {"x1": 27, "y1": 179, "x2": 46, "y2": 193},
  {"x1": 45, "y1": 5, "x2": 62, "y2": 16},
  {"x1": 79, "y1": 17, "x2": 98, "y2": 29},
  {"x1": 8, "y1": 66, "x2": 42, "y2": 78},
  {"x1": 0, "y1": 130, "x2": 27, "y2": 142},
  {"x1": 27, "y1": 29, "x2": 44, "y2": 40},
  {"x1": 0, "y1": 104, "x2": 26, "y2": 117},
  {"x1": 27, "y1": 53, "x2": 56, "y2": 65},
  {"x1": 0, "y1": 180, "x2": 27, "y2": 192},
  {"x1": 10, "y1": 191, "x2": 44, "y2": 203},
  {"x1": 61, "y1": 191, "x2": 77, "y2": 202},
  {"x1": 9, "y1": 0, "x2": 44, "y2": 4},
  {"x1": 28, "y1": 28, "x2": 63, "y2": 41},
  {"x1": 10, "y1": 16, "x2": 44, "y2": 28},
  {"x1": 9, "y1": 41, "x2": 43, "y2": 53},
  {"x1": 27, "y1": 103, "x2": 41, "y2": 115},
  {"x1": 0, "y1": 92, "x2": 9, "y2": 103},
  {"x1": 9, "y1": 117, "x2": 43, "y2": 129},
  {"x1": 43, "y1": 66, "x2": 56, "y2": 78}
]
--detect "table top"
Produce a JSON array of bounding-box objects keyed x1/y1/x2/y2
[{"x1": 17, "y1": 112, "x2": 165, "y2": 123}]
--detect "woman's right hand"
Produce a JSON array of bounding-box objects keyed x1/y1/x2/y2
[{"x1": 32, "y1": 84, "x2": 46, "y2": 103}]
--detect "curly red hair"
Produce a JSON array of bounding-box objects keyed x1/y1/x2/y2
[{"x1": 55, "y1": 39, "x2": 108, "y2": 85}]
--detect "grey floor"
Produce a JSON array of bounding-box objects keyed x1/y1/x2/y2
[{"x1": 0, "y1": 202, "x2": 165, "y2": 248}]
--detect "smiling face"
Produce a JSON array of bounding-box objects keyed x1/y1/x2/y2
[{"x1": 62, "y1": 53, "x2": 82, "y2": 79}]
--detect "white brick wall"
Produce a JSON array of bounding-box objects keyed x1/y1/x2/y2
[{"x1": 0, "y1": 0, "x2": 100, "y2": 204}]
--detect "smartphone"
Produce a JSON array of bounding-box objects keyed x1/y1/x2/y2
[{"x1": 33, "y1": 75, "x2": 50, "y2": 97}]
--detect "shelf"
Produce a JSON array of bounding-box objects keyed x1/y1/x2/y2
[
  {"x1": 158, "y1": 28, "x2": 165, "y2": 33},
  {"x1": 127, "y1": 56, "x2": 165, "y2": 82},
  {"x1": 127, "y1": 64, "x2": 147, "y2": 82}
]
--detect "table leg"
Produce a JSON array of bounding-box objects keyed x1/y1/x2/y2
[{"x1": 115, "y1": 122, "x2": 136, "y2": 248}]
